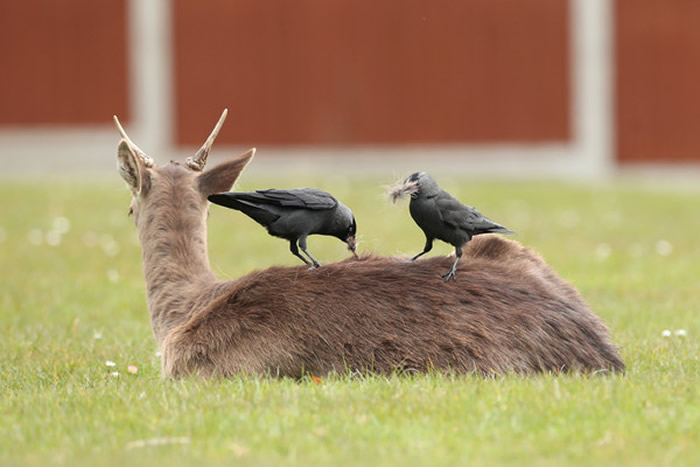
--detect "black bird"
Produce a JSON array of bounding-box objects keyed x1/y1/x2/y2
[
  {"x1": 208, "y1": 188, "x2": 357, "y2": 268},
  {"x1": 390, "y1": 172, "x2": 514, "y2": 281}
]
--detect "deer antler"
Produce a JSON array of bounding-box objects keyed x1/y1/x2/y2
[
  {"x1": 113, "y1": 116, "x2": 155, "y2": 168},
  {"x1": 185, "y1": 109, "x2": 228, "y2": 171}
]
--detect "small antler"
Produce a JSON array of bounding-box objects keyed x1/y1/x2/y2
[
  {"x1": 113, "y1": 116, "x2": 155, "y2": 168},
  {"x1": 185, "y1": 109, "x2": 228, "y2": 171}
]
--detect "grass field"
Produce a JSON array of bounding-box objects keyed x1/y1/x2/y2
[{"x1": 1, "y1": 174, "x2": 698, "y2": 466}]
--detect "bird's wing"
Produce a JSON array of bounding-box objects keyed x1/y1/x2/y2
[
  {"x1": 247, "y1": 188, "x2": 339, "y2": 210},
  {"x1": 436, "y1": 195, "x2": 510, "y2": 233}
]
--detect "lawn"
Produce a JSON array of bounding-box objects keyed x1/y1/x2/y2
[{"x1": 1, "y1": 173, "x2": 698, "y2": 466}]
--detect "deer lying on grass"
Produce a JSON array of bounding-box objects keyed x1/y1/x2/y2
[{"x1": 115, "y1": 110, "x2": 624, "y2": 378}]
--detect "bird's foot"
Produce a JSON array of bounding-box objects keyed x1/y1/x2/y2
[
  {"x1": 307, "y1": 262, "x2": 322, "y2": 271},
  {"x1": 441, "y1": 269, "x2": 457, "y2": 282}
]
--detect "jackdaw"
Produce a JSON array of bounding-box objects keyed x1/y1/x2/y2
[
  {"x1": 389, "y1": 172, "x2": 514, "y2": 281},
  {"x1": 208, "y1": 188, "x2": 357, "y2": 268}
]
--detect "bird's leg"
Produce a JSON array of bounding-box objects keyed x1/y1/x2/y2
[
  {"x1": 299, "y1": 236, "x2": 321, "y2": 269},
  {"x1": 441, "y1": 246, "x2": 462, "y2": 282},
  {"x1": 410, "y1": 237, "x2": 433, "y2": 261},
  {"x1": 290, "y1": 240, "x2": 311, "y2": 266}
]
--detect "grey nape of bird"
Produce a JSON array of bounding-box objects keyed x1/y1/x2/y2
[
  {"x1": 389, "y1": 172, "x2": 515, "y2": 282},
  {"x1": 208, "y1": 188, "x2": 357, "y2": 269}
]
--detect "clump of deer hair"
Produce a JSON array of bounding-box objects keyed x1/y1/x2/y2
[{"x1": 386, "y1": 178, "x2": 419, "y2": 204}]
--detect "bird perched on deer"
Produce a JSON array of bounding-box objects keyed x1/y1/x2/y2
[
  {"x1": 389, "y1": 172, "x2": 515, "y2": 282},
  {"x1": 208, "y1": 188, "x2": 357, "y2": 268}
]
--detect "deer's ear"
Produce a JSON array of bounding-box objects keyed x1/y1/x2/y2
[
  {"x1": 198, "y1": 148, "x2": 255, "y2": 196},
  {"x1": 117, "y1": 140, "x2": 146, "y2": 195}
]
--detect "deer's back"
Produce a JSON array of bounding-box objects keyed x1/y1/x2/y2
[{"x1": 162, "y1": 235, "x2": 624, "y2": 377}]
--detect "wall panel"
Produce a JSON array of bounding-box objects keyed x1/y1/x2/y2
[
  {"x1": 0, "y1": 0, "x2": 129, "y2": 125},
  {"x1": 173, "y1": 0, "x2": 570, "y2": 146},
  {"x1": 616, "y1": 0, "x2": 700, "y2": 163}
]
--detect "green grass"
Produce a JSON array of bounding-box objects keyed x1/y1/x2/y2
[{"x1": 1, "y1": 175, "x2": 698, "y2": 466}]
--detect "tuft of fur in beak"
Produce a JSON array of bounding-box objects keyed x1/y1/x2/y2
[
  {"x1": 386, "y1": 179, "x2": 419, "y2": 204},
  {"x1": 346, "y1": 236, "x2": 359, "y2": 258}
]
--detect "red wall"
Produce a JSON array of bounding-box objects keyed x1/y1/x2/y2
[
  {"x1": 616, "y1": 0, "x2": 700, "y2": 163},
  {"x1": 0, "y1": 0, "x2": 129, "y2": 125},
  {"x1": 173, "y1": 0, "x2": 570, "y2": 146}
]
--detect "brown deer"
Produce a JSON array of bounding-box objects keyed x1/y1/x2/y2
[{"x1": 115, "y1": 110, "x2": 624, "y2": 378}]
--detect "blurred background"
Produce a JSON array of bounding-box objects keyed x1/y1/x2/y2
[
  {"x1": 1, "y1": 0, "x2": 699, "y2": 177},
  {"x1": 2, "y1": 7, "x2": 699, "y2": 461}
]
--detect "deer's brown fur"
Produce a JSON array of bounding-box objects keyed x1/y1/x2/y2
[{"x1": 115, "y1": 118, "x2": 624, "y2": 378}]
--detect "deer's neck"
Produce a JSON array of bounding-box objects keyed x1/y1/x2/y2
[{"x1": 139, "y1": 208, "x2": 216, "y2": 346}]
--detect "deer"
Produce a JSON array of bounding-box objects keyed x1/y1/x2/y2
[{"x1": 114, "y1": 110, "x2": 624, "y2": 378}]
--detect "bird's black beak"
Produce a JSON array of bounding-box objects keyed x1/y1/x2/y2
[{"x1": 346, "y1": 236, "x2": 358, "y2": 258}]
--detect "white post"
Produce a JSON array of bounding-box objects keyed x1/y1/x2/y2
[
  {"x1": 127, "y1": 0, "x2": 173, "y2": 158},
  {"x1": 570, "y1": 0, "x2": 614, "y2": 177}
]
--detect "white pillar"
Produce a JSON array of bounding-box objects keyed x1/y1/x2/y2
[
  {"x1": 570, "y1": 0, "x2": 614, "y2": 177},
  {"x1": 127, "y1": 0, "x2": 173, "y2": 158}
]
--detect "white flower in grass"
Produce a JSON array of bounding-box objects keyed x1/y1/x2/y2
[
  {"x1": 107, "y1": 269, "x2": 120, "y2": 283},
  {"x1": 100, "y1": 234, "x2": 120, "y2": 256},
  {"x1": 655, "y1": 240, "x2": 673, "y2": 256},
  {"x1": 100, "y1": 235, "x2": 120, "y2": 257},
  {"x1": 103, "y1": 244, "x2": 119, "y2": 257},
  {"x1": 45, "y1": 230, "x2": 62, "y2": 246},
  {"x1": 595, "y1": 243, "x2": 612, "y2": 261},
  {"x1": 154, "y1": 351, "x2": 162, "y2": 358},
  {"x1": 674, "y1": 329, "x2": 687, "y2": 337},
  {"x1": 28, "y1": 229, "x2": 43, "y2": 246},
  {"x1": 105, "y1": 360, "x2": 116, "y2": 367},
  {"x1": 110, "y1": 371, "x2": 120, "y2": 377},
  {"x1": 93, "y1": 331, "x2": 103, "y2": 340},
  {"x1": 126, "y1": 437, "x2": 191, "y2": 450},
  {"x1": 52, "y1": 216, "x2": 71, "y2": 234},
  {"x1": 661, "y1": 330, "x2": 671, "y2": 337}
]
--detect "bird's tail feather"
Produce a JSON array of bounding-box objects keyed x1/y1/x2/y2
[{"x1": 208, "y1": 194, "x2": 279, "y2": 226}]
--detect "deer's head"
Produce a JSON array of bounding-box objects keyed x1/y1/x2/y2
[{"x1": 114, "y1": 110, "x2": 255, "y2": 229}]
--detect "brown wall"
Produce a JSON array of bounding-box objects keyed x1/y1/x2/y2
[
  {"x1": 173, "y1": 0, "x2": 570, "y2": 146},
  {"x1": 0, "y1": 0, "x2": 129, "y2": 125},
  {"x1": 616, "y1": 0, "x2": 700, "y2": 163}
]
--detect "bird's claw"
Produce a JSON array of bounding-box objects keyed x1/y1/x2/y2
[
  {"x1": 307, "y1": 263, "x2": 321, "y2": 271},
  {"x1": 441, "y1": 270, "x2": 457, "y2": 282}
]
